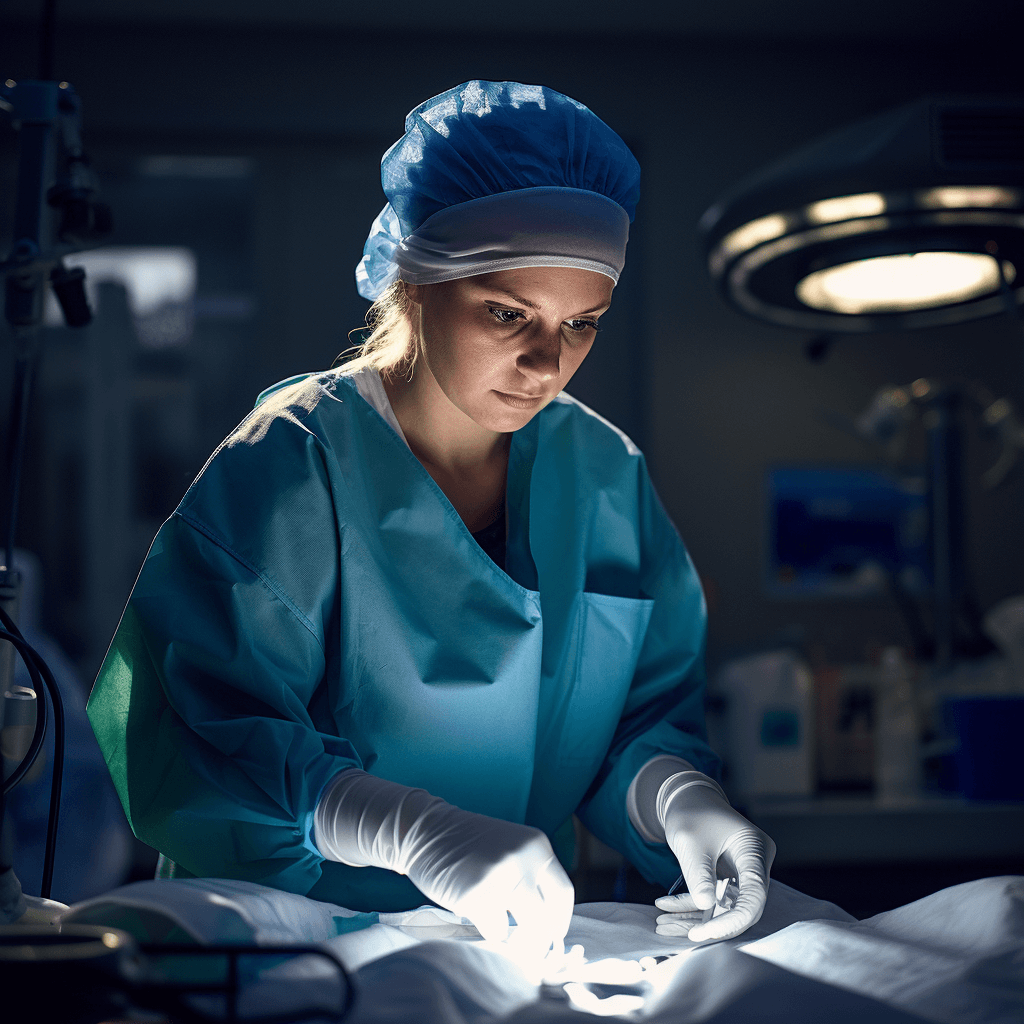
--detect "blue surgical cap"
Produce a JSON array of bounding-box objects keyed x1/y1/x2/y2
[{"x1": 356, "y1": 81, "x2": 641, "y2": 300}]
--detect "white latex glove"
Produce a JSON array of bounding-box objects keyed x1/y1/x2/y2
[
  {"x1": 314, "y1": 770, "x2": 574, "y2": 955},
  {"x1": 652, "y1": 772, "x2": 775, "y2": 942}
]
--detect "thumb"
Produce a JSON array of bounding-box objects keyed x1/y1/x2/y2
[
  {"x1": 464, "y1": 900, "x2": 512, "y2": 944},
  {"x1": 675, "y1": 845, "x2": 719, "y2": 911},
  {"x1": 723, "y1": 829, "x2": 774, "y2": 884}
]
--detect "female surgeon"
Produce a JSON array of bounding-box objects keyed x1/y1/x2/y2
[{"x1": 87, "y1": 81, "x2": 775, "y2": 956}]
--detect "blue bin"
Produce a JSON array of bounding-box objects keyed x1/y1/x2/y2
[{"x1": 943, "y1": 696, "x2": 1024, "y2": 801}]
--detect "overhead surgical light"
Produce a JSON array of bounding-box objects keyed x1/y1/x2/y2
[
  {"x1": 700, "y1": 97, "x2": 1024, "y2": 332},
  {"x1": 797, "y1": 252, "x2": 1016, "y2": 315}
]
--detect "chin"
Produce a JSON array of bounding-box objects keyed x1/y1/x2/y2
[
  {"x1": 477, "y1": 411, "x2": 536, "y2": 433},
  {"x1": 474, "y1": 396, "x2": 546, "y2": 432}
]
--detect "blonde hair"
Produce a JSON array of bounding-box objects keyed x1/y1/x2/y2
[{"x1": 336, "y1": 281, "x2": 417, "y2": 380}]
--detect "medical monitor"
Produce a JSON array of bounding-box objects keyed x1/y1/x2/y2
[{"x1": 767, "y1": 466, "x2": 929, "y2": 598}]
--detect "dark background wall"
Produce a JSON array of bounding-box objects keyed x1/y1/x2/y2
[{"x1": 1, "y1": 1, "x2": 1021, "y2": 681}]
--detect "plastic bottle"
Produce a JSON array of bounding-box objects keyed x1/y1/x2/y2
[
  {"x1": 874, "y1": 647, "x2": 921, "y2": 801},
  {"x1": 716, "y1": 650, "x2": 815, "y2": 799}
]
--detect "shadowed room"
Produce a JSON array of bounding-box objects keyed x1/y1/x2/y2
[{"x1": 0, "y1": 2, "x2": 1022, "y2": 1021}]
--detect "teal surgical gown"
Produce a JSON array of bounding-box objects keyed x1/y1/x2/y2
[{"x1": 87, "y1": 371, "x2": 718, "y2": 912}]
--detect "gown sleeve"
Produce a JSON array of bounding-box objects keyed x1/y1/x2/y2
[
  {"x1": 87, "y1": 408, "x2": 361, "y2": 895},
  {"x1": 575, "y1": 458, "x2": 721, "y2": 889}
]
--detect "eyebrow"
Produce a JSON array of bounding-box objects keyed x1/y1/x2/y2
[
  {"x1": 485, "y1": 287, "x2": 610, "y2": 317},
  {"x1": 487, "y1": 288, "x2": 541, "y2": 309}
]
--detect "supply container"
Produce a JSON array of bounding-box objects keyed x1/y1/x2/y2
[{"x1": 714, "y1": 649, "x2": 814, "y2": 799}]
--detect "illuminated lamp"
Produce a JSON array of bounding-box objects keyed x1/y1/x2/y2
[{"x1": 700, "y1": 96, "x2": 1024, "y2": 332}]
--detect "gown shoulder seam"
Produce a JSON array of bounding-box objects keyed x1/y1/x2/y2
[{"x1": 172, "y1": 508, "x2": 326, "y2": 654}]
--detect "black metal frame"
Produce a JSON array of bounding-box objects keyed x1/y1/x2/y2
[{"x1": 134, "y1": 943, "x2": 357, "y2": 1024}]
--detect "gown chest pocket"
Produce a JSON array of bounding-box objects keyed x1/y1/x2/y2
[{"x1": 557, "y1": 591, "x2": 655, "y2": 769}]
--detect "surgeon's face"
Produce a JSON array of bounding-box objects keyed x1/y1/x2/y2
[{"x1": 405, "y1": 266, "x2": 613, "y2": 433}]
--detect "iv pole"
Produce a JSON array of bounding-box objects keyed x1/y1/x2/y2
[{"x1": 0, "y1": 0, "x2": 110, "y2": 918}]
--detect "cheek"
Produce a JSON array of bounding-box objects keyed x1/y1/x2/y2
[
  {"x1": 457, "y1": 333, "x2": 503, "y2": 379},
  {"x1": 424, "y1": 320, "x2": 501, "y2": 395}
]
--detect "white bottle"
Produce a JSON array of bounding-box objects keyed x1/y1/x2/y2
[
  {"x1": 874, "y1": 646, "x2": 921, "y2": 801},
  {"x1": 716, "y1": 650, "x2": 815, "y2": 799},
  {"x1": 983, "y1": 596, "x2": 1024, "y2": 692}
]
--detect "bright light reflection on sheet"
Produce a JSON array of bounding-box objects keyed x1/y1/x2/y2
[
  {"x1": 563, "y1": 982, "x2": 645, "y2": 1016},
  {"x1": 482, "y1": 935, "x2": 696, "y2": 1016}
]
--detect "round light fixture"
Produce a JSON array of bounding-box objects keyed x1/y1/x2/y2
[
  {"x1": 797, "y1": 252, "x2": 1016, "y2": 315},
  {"x1": 700, "y1": 97, "x2": 1024, "y2": 332}
]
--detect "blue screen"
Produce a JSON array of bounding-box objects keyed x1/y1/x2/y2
[{"x1": 767, "y1": 467, "x2": 930, "y2": 597}]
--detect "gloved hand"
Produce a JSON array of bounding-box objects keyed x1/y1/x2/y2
[
  {"x1": 314, "y1": 770, "x2": 574, "y2": 955},
  {"x1": 652, "y1": 772, "x2": 775, "y2": 942}
]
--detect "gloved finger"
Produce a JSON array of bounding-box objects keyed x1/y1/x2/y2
[
  {"x1": 507, "y1": 884, "x2": 556, "y2": 956},
  {"x1": 684, "y1": 904, "x2": 755, "y2": 943},
  {"x1": 655, "y1": 917, "x2": 704, "y2": 933},
  {"x1": 507, "y1": 917, "x2": 559, "y2": 961},
  {"x1": 729, "y1": 866, "x2": 769, "y2": 925},
  {"x1": 685, "y1": 871, "x2": 766, "y2": 943},
  {"x1": 536, "y1": 857, "x2": 576, "y2": 946},
  {"x1": 510, "y1": 857, "x2": 574, "y2": 934},
  {"x1": 654, "y1": 893, "x2": 700, "y2": 913},
  {"x1": 465, "y1": 899, "x2": 513, "y2": 945},
  {"x1": 720, "y1": 830, "x2": 773, "y2": 887},
  {"x1": 505, "y1": 874, "x2": 572, "y2": 956},
  {"x1": 655, "y1": 915, "x2": 702, "y2": 937},
  {"x1": 671, "y1": 845, "x2": 718, "y2": 910}
]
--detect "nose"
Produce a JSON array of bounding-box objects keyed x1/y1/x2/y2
[{"x1": 516, "y1": 326, "x2": 561, "y2": 383}]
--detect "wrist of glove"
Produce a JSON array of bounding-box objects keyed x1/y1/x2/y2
[
  {"x1": 315, "y1": 770, "x2": 574, "y2": 952},
  {"x1": 640, "y1": 768, "x2": 775, "y2": 943}
]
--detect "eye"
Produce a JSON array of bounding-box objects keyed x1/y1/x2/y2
[
  {"x1": 489, "y1": 307, "x2": 525, "y2": 325},
  {"x1": 564, "y1": 318, "x2": 601, "y2": 334}
]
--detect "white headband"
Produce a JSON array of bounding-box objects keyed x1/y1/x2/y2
[{"x1": 393, "y1": 187, "x2": 630, "y2": 288}]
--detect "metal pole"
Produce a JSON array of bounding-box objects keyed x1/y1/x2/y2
[
  {"x1": 3, "y1": 355, "x2": 37, "y2": 573},
  {"x1": 925, "y1": 388, "x2": 965, "y2": 671}
]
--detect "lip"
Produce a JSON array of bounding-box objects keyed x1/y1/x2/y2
[{"x1": 494, "y1": 390, "x2": 546, "y2": 409}]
